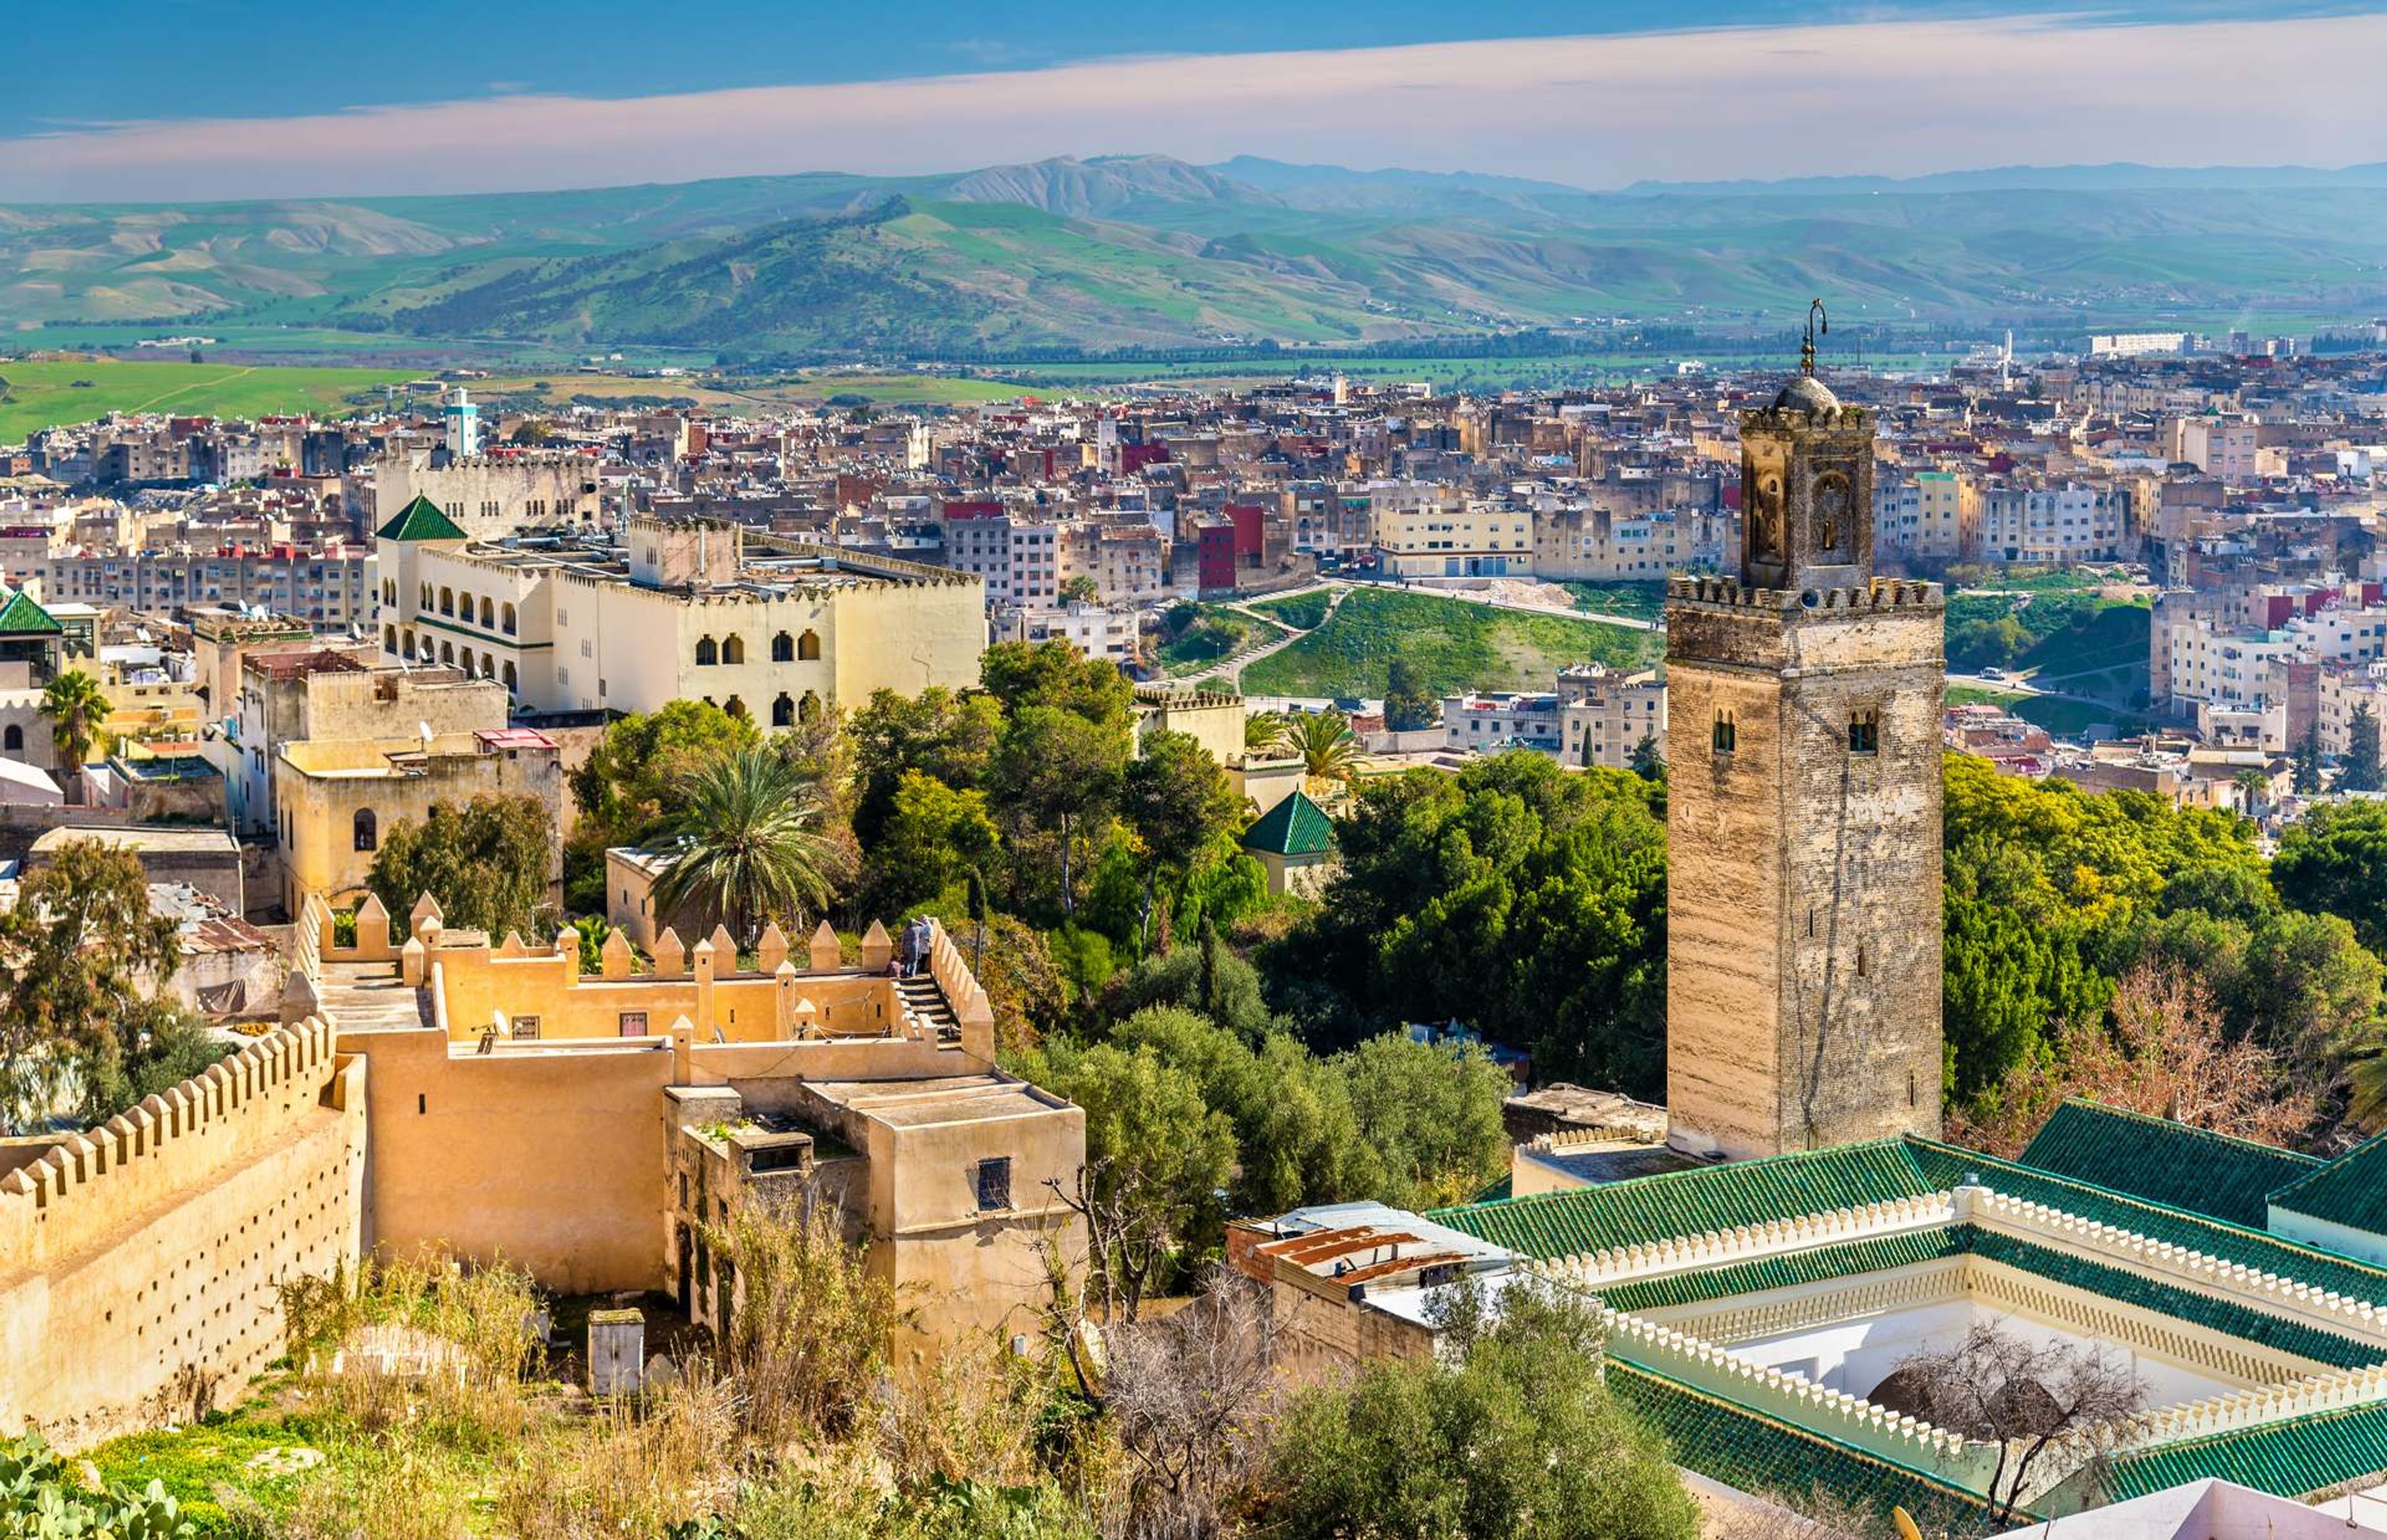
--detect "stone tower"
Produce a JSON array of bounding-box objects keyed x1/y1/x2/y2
[{"x1": 1662, "y1": 359, "x2": 1946, "y2": 1160}]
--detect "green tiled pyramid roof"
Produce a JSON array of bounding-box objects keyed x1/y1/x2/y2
[
  {"x1": 2108, "y1": 1396, "x2": 2387, "y2": 1503},
  {"x1": 0, "y1": 587, "x2": 62, "y2": 636},
  {"x1": 2269, "y1": 1134, "x2": 2387, "y2": 1235},
  {"x1": 2018, "y1": 1100, "x2": 2322, "y2": 1229},
  {"x1": 1431, "y1": 1139, "x2": 1934, "y2": 1258},
  {"x1": 1903, "y1": 1137, "x2": 2387, "y2": 1307},
  {"x1": 1241, "y1": 789, "x2": 1335, "y2": 857},
  {"x1": 1608, "y1": 1361, "x2": 2003, "y2": 1526},
  {"x1": 375, "y1": 493, "x2": 468, "y2": 543}
]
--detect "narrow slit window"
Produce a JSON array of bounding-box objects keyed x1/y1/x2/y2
[{"x1": 1848, "y1": 709, "x2": 1879, "y2": 755}]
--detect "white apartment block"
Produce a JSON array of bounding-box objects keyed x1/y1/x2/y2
[
  {"x1": 2166, "y1": 415, "x2": 2262, "y2": 482},
  {"x1": 993, "y1": 602, "x2": 1141, "y2": 665},
  {"x1": 33, "y1": 548, "x2": 374, "y2": 628},
  {"x1": 1979, "y1": 484, "x2": 2126, "y2": 563},
  {"x1": 1442, "y1": 691, "x2": 1563, "y2": 754},
  {"x1": 2318, "y1": 662, "x2": 2387, "y2": 756}
]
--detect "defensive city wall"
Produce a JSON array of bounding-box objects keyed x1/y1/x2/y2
[{"x1": 0, "y1": 1019, "x2": 365, "y2": 1449}]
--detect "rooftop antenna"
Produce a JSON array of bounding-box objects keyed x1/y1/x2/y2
[{"x1": 1801, "y1": 298, "x2": 1828, "y2": 377}]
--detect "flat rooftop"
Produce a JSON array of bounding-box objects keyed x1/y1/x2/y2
[
  {"x1": 30, "y1": 825, "x2": 238, "y2": 856},
  {"x1": 802, "y1": 1074, "x2": 1066, "y2": 1129}
]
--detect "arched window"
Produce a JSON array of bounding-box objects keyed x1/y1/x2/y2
[
  {"x1": 439, "y1": 587, "x2": 454, "y2": 616},
  {"x1": 1, "y1": 725, "x2": 21, "y2": 753},
  {"x1": 502, "y1": 602, "x2": 517, "y2": 635},
  {"x1": 771, "y1": 631, "x2": 794, "y2": 662},
  {"x1": 481, "y1": 653, "x2": 496, "y2": 681},
  {"x1": 721, "y1": 634, "x2": 745, "y2": 666},
  {"x1": 694, "y1": 636, "x2": 718, "y2": 666},
  {"x1": 1712, "y1": 709, "x2": 1736, "y2": 755},
  {"x1": 798, "y1": 690, "x2": 822, "y2": 723},
  {"x1": 724, "y1": 696, "x2": 748, "y2": 720},
  {"x1": 479, "y1": 596, "x2": 494, "y2": 630},
  {"x1": 420, "y1": 582, "x2": 431, "y2": 610},
  {"x1": 797, "y1": 630, "x2": 821, "y2": 661},
  {"x1": 353, "y1": 809, "x2": 377, "y2": 853},
  {"x1": 1848, "y1": 710, "x2": 1879, "y2": 755},
  {"x1": 440, "y1": 641, "x2": 454, "y2": 665},
  {"x1": 771, "y1": 693, "x2": 795, "y2": 727},
  {"x1": 384, "y1": 624, "x2": 397, "y2": 654},
  {"x1": 402, "y1": 630, "x2": 416, "y2": 659},
  {"x1": 503, "y1": 661, "x2": 518, "y2": 694}
]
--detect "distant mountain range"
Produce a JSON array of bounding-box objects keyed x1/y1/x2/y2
[{"x1": 6, "y1": 155, "x2": 2387, "y2": 357}]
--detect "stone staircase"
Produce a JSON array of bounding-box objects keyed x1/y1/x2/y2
[{"x1": 895, "y1": 974, "x2": 962, "y2": 1043}]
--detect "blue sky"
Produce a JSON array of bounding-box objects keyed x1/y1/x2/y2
[{"x1": 7, "y1": 1, "x2": 2385, "y2": 200}]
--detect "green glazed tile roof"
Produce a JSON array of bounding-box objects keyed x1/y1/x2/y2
[
  {"x1": 1902, "y1": 1136, "x2": 2387, "y2": 1308},
  {"x1": 2018, "y1": 1100, "x2": 2321, "y2": 1229},
  {"x1": 0, "y1": 587, "x2": 62, "y2": 636},
  {"x1": 375, "y1": 493, "x2": 468, "y2": 543},
  {"x1": 2270, "y1": 1134, "x2": 2387, "y2": 1235},
  {"x1": 1607, "y1": 1360, "x2": 2005, "y2": 1526},
  {"x1": 1241, "y1": 789, "x2": 1335, "y2": 856},
  {"x1": 1430, "y1": 1139, "x2": 1935, "y2": 1258},
  {"x1": 2109, "y1": 1396, "x2": 2387, "y2": 1502}
]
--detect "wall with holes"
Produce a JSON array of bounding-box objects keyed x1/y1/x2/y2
[{"x1": 0, "y1": 1018, "x2": 366, "y2": 1452}]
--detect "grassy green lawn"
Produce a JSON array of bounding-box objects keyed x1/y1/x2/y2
[
  {"x1": 1251, "y1": 590, "x2": 1332, "y2": 630},
  {"x1": 0, "y1": 359, "x2": 415, "y2": 442},
  {"x1": 1156, "y1": 603, "x2": 1268, "y2": 671},
  {"x1": 1239, "y1": 586, "x2": 1658, "y2": 699},
  {"x1": 1561, "y1": 580, "x2": 1668, "y2": 625},
  {"x1": 1945, "y1": 684, "x2": 2152, "y2": 741}
]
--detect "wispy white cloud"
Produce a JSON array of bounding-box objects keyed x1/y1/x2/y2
[{"x1": 4, "y1": 11, "x2": 2383, "y2": 201}]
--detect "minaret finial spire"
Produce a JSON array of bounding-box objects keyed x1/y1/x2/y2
[{"x1": 1800, "y1": 298, "x2": 1828, "y2": 377}]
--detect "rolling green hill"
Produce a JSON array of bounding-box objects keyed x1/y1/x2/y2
[
  {"x1": 7, "y1": 155, "x2": 2387, "y2": 356},
  {"x1": 1239, "y1": 588, "x2": 1659, "y2": 700}
]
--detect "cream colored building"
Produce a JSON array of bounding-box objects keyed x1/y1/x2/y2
[
  {"x1": 1373, "y1": 500, "x2": 1534, "y2": 579},
  {"x1": 1558, "y1": 663, "x2": 1667, "y2": 770},
  {"x1": 374, "y1": 450, "x2": 600, "y2": 539},
  {"x1": 272, "y1": 727, "x2": 563, "y2": 917},
  {"x1": 1132, "y1": 684, "x2": 1248, "y2": 765},
  {"x1": 375, "y1": 507, "x2": 986, "y2": 724}
]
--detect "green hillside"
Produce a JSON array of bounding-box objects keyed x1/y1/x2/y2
[
  {"x1": 0, "y1": 359, "x2": 413, "y2": 442},
  {"x1": 8, "y1": 156, "x2": 2387, "y2": 356},
  {"x1": 1239, "y1": 587, "x2": 1658, "y2": 700}
]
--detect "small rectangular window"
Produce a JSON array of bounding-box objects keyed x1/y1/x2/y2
[
  {"x1": 975, "y1": 1157, "x2": 1013, "y2": 1212},
  {"x1": 619, "y1": 1012, "x2": 647, "y2": 1037},
  {"x1": 510, "y1": 1015, "x2": 541, "y2": 1040}
]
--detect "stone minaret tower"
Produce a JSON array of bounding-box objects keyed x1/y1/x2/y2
[{"x1": 1663, "y1": 319, "x2": 1946, "y2": 1160}]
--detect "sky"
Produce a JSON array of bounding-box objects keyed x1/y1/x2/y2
[{"x1": 7, "y1": 1, "x2": 2386, "y2": 201}]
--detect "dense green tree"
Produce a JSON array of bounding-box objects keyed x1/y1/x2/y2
[
  {"x1": 990, "y1": 704, "x2": 1128, "y2": 917},
  {"x1": 2346, "y1": 705, "x2": 2386, "y2": 793},
  {"x1": 980, "y1": 638, "x2": 1134, "y2": 730},
  {"x1": 567, "y1": 699, "x2": 759, "y2": 851},
  {"x1": 369, "y1": 793, "x2": 554, "y2": 944},
  {"x1": 848, "y1": 685, "x2": 1003, "y2": 845},
  {"x1": 1111, "y1": 1006, "x2": 1383, "y2": 1217},
  {"x1": 0, "y1": 840, "x2": 199, "y2": 1132},
  {"x1": 2276, "y1": 800, "x2": 2387, "y2": 955},
  {"x1": 1259, "y1": 1286, "x2": 1700, "y2": 1540},
  {"x1": 651, "y1": 745, "x2": 850, "y2": 943},
  {"x1": 2295, "y1": 726, "x2": 2326, "y2": 795},
  {"x1": 1338, "y1": 1033, "x2": 1512, "y2": 1210},
  {"x1": 1629, "y1": 730, "x2": 1666, "y2": 782},
  {"x1": 1121, "y1": 730, "x2": 1249, "y2": 948},
  {"x1": 1381, "y1": 656, "x2": 1440, "y2": 732},
  {"x1": 1272, "y1": 751, "x2": 1668, "y2": 1091},
  {"x1": 859, "y1": 769, "x2": 1000, "y2": 919},
  {"x1": 1108, "y1": 930, "x2": 1277, "y2": 1040},
  {"x1": 1012, "y1": 1039, "x2": 1236, "y2": 1315}
]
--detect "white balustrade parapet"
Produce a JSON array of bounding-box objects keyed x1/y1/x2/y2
[
  {"x1": 1964, "y1": 1187, "x2": 2387, "y2": 1345},
  {"x1": 1543, "y1": 1192, "x2": 1958, "y2": 1290}
]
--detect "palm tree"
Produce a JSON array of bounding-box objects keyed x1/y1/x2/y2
[
  {"x1": 2233, "y1": 768, "x2": 2271, "y2": 818},
  {"x1": 39, "y1": 669, "x2": 109, "y2": 804},
  {"x1": 1281, "y1": 710, "x2": 1361, "y2": 781},
  {"x1": 651, "y1": 745, "x2": 845, "y2": 945},
  {"x1": 1244, "y1": 711, "x2": 1289, "y2": 753}
]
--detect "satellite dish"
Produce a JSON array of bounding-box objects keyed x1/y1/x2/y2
[{"x1": 419, "y1": 720, "x2": 434, "y2": 746}]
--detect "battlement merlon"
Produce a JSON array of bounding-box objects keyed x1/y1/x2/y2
[{"x1": 1665, "y1": 573, "x2": 1946, "y2": 613}]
